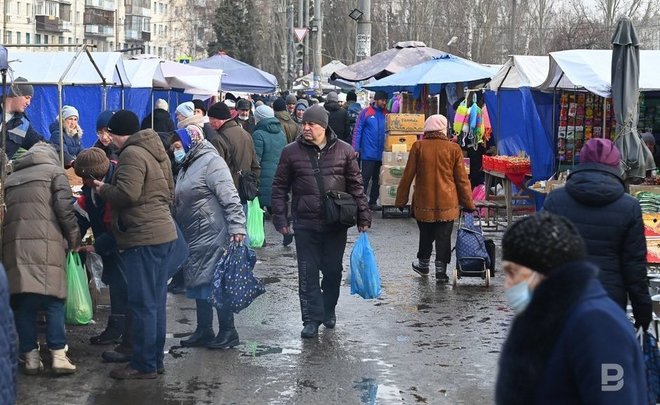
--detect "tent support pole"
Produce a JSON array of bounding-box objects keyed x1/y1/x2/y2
[
  {"x1": 58, "y1": 82, "x2": 64, "y2": 167},
  {"x1": 151, "y1": 91, "x2": 155, "y2": 129},
  {"x1": 0, "y1": 67, "x2": 7, "y2": 260}
]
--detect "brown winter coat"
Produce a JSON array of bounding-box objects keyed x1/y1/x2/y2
[
  {"x1": 217, "y1": 120, "x2": 261, "y2": 188},
  {"x1": 100, "y1": 129, "x2": 177, "y2": 250},
  {"x1": 395, "y1": 134, "x2": 475, "y2": 222},
  {"x1": 3, "y1": 144, "x2": 80, "y2": 299},
  {"x1": 271, "y1": 129, "x2": 371, "y2": 232},
  {"x1": 275, "y1": 110, "x2": 299, "y2": 143}
]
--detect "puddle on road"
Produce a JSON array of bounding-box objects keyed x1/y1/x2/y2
[
  {"x1": 239, "y1": 341, "x2": 302, "y2": 357},
  {"x1": 354, "y1": 377, "x2": 404, "y2": 404}
]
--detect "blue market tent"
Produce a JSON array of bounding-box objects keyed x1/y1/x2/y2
[
  {"x1": 191, "y1": 53, "x2": 277, "y2": 94},
  {"x1": 365, "y1": 54, "x2": 498, "y2": 97}
]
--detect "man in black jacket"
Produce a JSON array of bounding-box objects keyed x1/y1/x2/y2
[
  {"x1": 140, "y1": 99, "x2": 176, "y2": 133},
  {"x1": 1, "y1": 77, "x2": 44, "y2": 160},
  {"x1": 324, "y1": 92, "x2": 350, "y2": 144}
]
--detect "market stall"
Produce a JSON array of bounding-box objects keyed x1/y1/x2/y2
[{"x1": 191, "y1": 52, "x2": 277, "y2": 94}]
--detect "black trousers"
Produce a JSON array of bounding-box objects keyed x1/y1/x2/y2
[
  {"x1": 417, "y1": 220, "x2": 454, "y2": 264},
  {"x1": 294, "y1": 228, "x2": 348, "y2": 323},
  {"x1": 360, "y1": 160, "x2": 382, "y2": 205}
]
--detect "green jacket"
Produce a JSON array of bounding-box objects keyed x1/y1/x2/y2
[
  {"x1": 100, "y1": 129, "x2": 176, "y2": 249},
  {"x1": 252, "y1": 117, "x2": 287, "y2": 207}
]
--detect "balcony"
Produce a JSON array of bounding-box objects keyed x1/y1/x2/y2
[
  {"x1": 125, "y1": 5, "x2": 150, "y2": 16},
  {"x1": 85, "y1": 0, "x2": 116, "y2": 10},
  {"x1": 84, "y1": 24, "x2": 114, "y2": 37},
  {"x1": 35, "y1": 15, "x2": 69, "y2": 32}
]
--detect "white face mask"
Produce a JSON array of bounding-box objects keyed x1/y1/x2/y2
[
  {"x1": 505, "y1": 272, "x2": 537, "y2": 315},
  {"x1": 173, "y1": 149, "x2": 186, "y2": 163}
]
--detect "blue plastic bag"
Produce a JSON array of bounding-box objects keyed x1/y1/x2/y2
[
  {"x1": 350, "y1": 233, "x2": 381, "y2": 299},
  {"x1": 211, "y1": 242, "x2": 265, "y2": 313},
  {"x1": 638, "y1": 328, "x2": 660, "y2": 404}
]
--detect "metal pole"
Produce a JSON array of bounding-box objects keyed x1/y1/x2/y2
[
  {"x1": 0, "y1": 68, "x2": 7, "y2": 259},
  {"x1": 298, "y1": 0, "x2": 304, "y2": 28},
  {"x1": 312, "y1": 0, "x2": 323, "y2": 95},
  {"x1": 355, "y1": 0, "x2": 372, "y2": 61},
  {"x1": 286, "y1": 2, "x2": 293, "y2": 90},
  {"x1": 304, "y1": 0, "x2": 310, "y2": 75}
]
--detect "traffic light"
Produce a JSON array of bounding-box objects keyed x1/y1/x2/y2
[{"x1": 294, "y1": 43, "x2": 304, "y2": 70}]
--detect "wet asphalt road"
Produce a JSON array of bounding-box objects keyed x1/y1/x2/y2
[{"x1": 16, "y1": 215, "x2": 512, "y2": 405}]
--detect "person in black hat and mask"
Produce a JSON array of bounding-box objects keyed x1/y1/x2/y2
[
  {"x1": 353, "y1": 90, "x2": 389, "y2": 211},
  {"x1": 271, "y1": 105, "x2": 371, "y2": 339},
  {"x1": 496, "y1": 212, "x2": 646, "y2": 405},
  {"x1": 234, "y1": 98, "x2": 256, "y2": 135}
]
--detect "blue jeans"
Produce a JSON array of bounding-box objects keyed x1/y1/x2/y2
[
  {"x1": 12, "y1": 293, "x2": 66, "y2": 353},
  {"x1": 119, "y1": 240, "x2": 176, "y2": 373}
]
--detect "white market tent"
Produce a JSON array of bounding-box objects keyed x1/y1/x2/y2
[
  {"x1": 123, "y1": 59, "x2": 222, "y2": 95},
  {"x1": 537, "y1": 49, "x2": 660, "y2": 97},
  {"x1": 293, "y1": 60, "x2": 348, "y2": 91},
  {"x1": 488, "y1": 55, "x2": 549, "y2": 90}
]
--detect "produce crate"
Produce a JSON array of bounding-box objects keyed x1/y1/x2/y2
[
  {"x1": 386, "y1": 114, "x2": 425, "y2": 132},
  {"x1": 385, "y1": 133, "x2": 418, "y2": 152},
  {"x1": 382, "y1": 205, "x2": 411, "y2": 219}
]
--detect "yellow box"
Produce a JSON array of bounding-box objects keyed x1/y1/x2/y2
[
  {"x1": 379, "y1": 184, "x2": 412, "y2": 206},
  {"x1": 386, "y1": 114, "x2": 425, "y2": 132},
  {"x1": 385, "y1": 133, "x2": 418, "y2": 152},
  {"x1": 379, "y1": 165, "x2": 406, "y2": 185},
  {"x1": 382, "y1": 151, "x2": 409, "y2": 165}
]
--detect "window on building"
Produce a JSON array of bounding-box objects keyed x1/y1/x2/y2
[
  {"x1": 36, "y1": 34, "x2": 41, "y2": 44},
  {"x1": 59, "y1": 36, "x2": 64, "y2": 44},
  {"x1": 26, "y1": 3, "x2": 30, "y2": 16},
  {"x1": 68, "y1": 37, "x2": 72, "y2": 44},
  {"x1": 153, "y1": 2, "x2": 157, "y2": 12},
  {"x1": 16, "y1": 32, "x2": 21, "y2": 44},
  {"x1": 17, "y1": 2, "x2": 21, "y2": 15},
  {"x1": 26, "y1": 33, "x2": 30, "y2": 44},
  {"x1": 44, "y1": 34, "x2": 48, "y2": 44}
]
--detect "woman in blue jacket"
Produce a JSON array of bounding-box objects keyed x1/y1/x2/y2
[{"x1": 496, "y1": 213, "x2": 646, "y2": 405}]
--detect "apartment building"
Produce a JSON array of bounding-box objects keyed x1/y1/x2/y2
[{"x1": 0, "y1": 0, "x2": 215, "y2": 59}]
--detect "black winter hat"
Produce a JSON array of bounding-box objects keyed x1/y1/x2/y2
[
  {"x1": 302, "y1": 105, "x2": 329, "y2": 128},
  {"x1": 273, "y1": 98, "x2": 287, "y2": 112},
  {"x1": 9, "y1": 77, "x2": 34, "y2": 98},
  {"x1": 208, "y1": 102, "x2": 232, "y2": 120},
  {"x1": 374, "y1": 91, "x2": 388, "y2": 101},
  {"x1": 107, "y1": 109, "x2": 140, "y2": 136},
  {"x1": 236, "y1": 99, "x2": 252, "y2": 111},
  {"x1": 502, "y1": 212, "x2": 586, "y2": 275},
  {"x1": 347, "y1": 91, "x2": 357, "y2": 102},
  {"x1": 192, "y1": 99, "x2": 207, "y2": 115}
]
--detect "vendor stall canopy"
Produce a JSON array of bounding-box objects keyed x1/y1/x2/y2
[
  {"x1": 364, "y1": 54, "x2": 499, "y2": 96},
  {"x1": 191, "y1": 53, "x2": 277, "y2": 94},
  {"x1": 124, "y1": 58, "x2": 222, "y2": 96},
  {"x1": 330, "y1": 41, "x2": 445, "y2": 82},
  {"x1": 293, "y1": 60, "x2": 351, "y2": 91},
  {"x1": 537, "y1": 49, "x2": 660, "y2": 98},
  {"x1": 488, "y1": 55, "x2": 549, "y2": 90}
]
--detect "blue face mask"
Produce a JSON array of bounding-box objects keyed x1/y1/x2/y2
[
  {"x1": 174, "y1": 149, "x2": 186, "y2": 163},
  {"x1": 505, "y1": 273, "x2": 537, "y2": 315}
]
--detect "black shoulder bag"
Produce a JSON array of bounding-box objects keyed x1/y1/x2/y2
[{"x1": 305, "y1": 147, "x2": 358, "y2": 228}]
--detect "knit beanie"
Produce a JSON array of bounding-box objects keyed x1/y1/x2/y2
[
  {"x1": 175, "y1": 102, "x2": 195, "y2": 118},
  {"x1": 302, "y1": 105, "x2": 329, "y2": 128},
  {"x1": 96, "y1": 110, "x2": 115, "y2": 130},
  {"x1": 192, "y1": 99, "x2": 207, "y2": 115},
  {"x1": 295, "y1": 99, "x2": 309, "y2": 111},
  {"x1": 74, "y1": 147, "x2": 110, "y2": 179},
  {"x1": 236, "y1": 99, "x2": 251, "y2": 111},
  {"x1": 502, "y1": 212, "x2": 586, "y2": 275},
  {"x1": 107, "y1": 109, "x2": 140, "y2": 136},
  {"x1": 347, "y1": 91, "x2": 357, "y2": 102},
  {"x1": 285, "y1": 94, "x2": 297, "y2": 105},
  {"x1": 155, "y1": 98, "x2": 169, "y2": 111},
  {"x1": 273, "y1": 98, "x2": 287, "y2": 112},
  {"x1": 61, "y1": 105, "x2": 79, "y2": 120},
  {"x1": 338, "y1": 93, "x2": 347, "y2": 103},
  {"x1": 174, "y1": 128, "x2": 192, "y2": 152},
  {"x1": 254, "y1": 105, "x2": 274, "y2": 124},
  {"x1": 326, "y1": 92, "x2": 339, "y2": 102},
  {"x1": 208, "y1": 102, "x2": 232, "y2": 120},
  {"x1": 374, "y1": 91, "x2": 388, "y2": 101},
  {"x1": 8, "y1": 77, "x2": 34, "y2": 98},
  {"x1": 579, "y1": 138, "x2": 621, "y2": 167},
  {"x1": 423, "y1": 114, "x2": 447, "y2": 134}
]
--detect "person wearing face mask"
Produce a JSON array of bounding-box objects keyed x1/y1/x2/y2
[
  {"x1": 94, "y1": 110, "x2": 119, "y2": 161},
  {"x1": 234, "y1": 99, "x2": 256, "y2": 135},
  {"x1": 496, "y1": 212, "x2": 646, "y2": 405},
  {"x1": 172, "y1": 123, "x2": 246, "y2": 350}
]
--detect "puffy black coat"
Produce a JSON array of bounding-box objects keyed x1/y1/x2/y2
[
  {"x1": 543, "y1": 163, "x2": 652, "y2": 328},
  {"x1": 271, "y1": 128, "x2": 371, "y2": 232},
  {"x1": 141, "y1": 108, "x2": 176, "y2": 133},
  {"x1": 0, "y1": 264, "x2": 16, "y2": 405},
  {"x1": 324, "y1": 101, "x2": 351, "y2": 144}
]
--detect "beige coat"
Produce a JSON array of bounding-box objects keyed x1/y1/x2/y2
[
  {"x1": 395, "y1": 134, "x2": 475, "y2": 222},
  {"x1": 3, "y1": 144, "x2": 80, "y2": 299}
]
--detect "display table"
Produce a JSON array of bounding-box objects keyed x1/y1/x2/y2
[{"x1": 483, "y1": 170, "x2": 534, "y2": 227}]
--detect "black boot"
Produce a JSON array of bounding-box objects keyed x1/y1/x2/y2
[
  {"x1": 167, "y1": 271, "x2": 185, "y2": 295},
  {"x1": 435, "y1": 261, "x2": 449, "y2": 283},
  {"x1": 322, "y1": 309, "x2": 336, "y2": 329},
  {"x1": 102, "y1": 342, "x2": 132, "y2": 363},
  {"x1": 301, "y1": 321, "x2": 320, "y2": 338},
  {"x1": 90, "y1": 314, "x2": 124, "y2": 345},
  {"x1": 181, "y1": 300, "x2": 214, "y2": 347},
  {"x1": 412, "y1": 259, "x2": 430, "y2": 276},
  {"x1": 207, "y1": 308, "x2": 239, "y2": 349}
]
